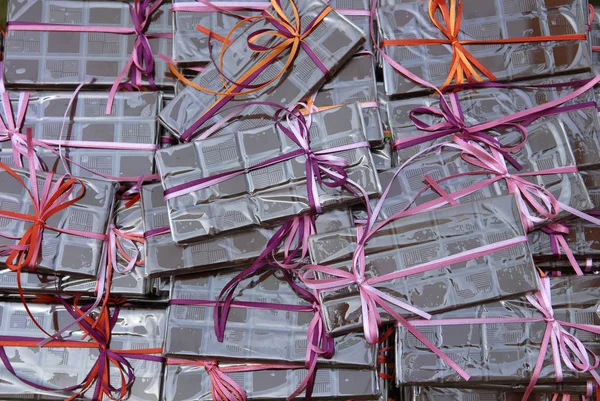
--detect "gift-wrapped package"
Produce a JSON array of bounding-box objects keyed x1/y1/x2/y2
[
  {"x1": 382, "y1": 107, "x2": 594, "y2": 227},
  {"x1": 589, "y1": 6, "x2": 600, "y2": 74},
  {"x1": 395, "y1": 275, "x2": 600, "y2": 386},
  {"x1": 0, "y1": 199, "x2": 149, "y2": 297},
  {"x1": 166, "y1": 267, "x2": 376, "y2": 367},
  {"x1": 377, "y1": 0, "x2": 591, "y2": 96},
  {"x1": 310, "y1": 54, "x2": 385, "y2": 145},
  {"x1": 529, "y1": 218, "x2": 600, "y2": 261},
  {"x1": 403, "y1": 386, "x2": 594, "y2": 401},
  {"x1": 163, "y1": 363, "x2": 380, "y2": 401},
  {"x1": 159, "y1": 0, "x2": 365, "y2": 141},
  {"x1": 0, "y1": 91, "x2": 161, "y2": 182},
  {"x1": 388, "y1": 73, "x2": 600, "y2": 170},
  {"x1": 327, "y1": 0, "x2": 371, "y2": 51},
  {"x1": 0, "y1": 302, "x2": 166, "y2": 401},
  {"x1": 171, "y1": 0, "x2": 266, "y2": 65},
  {"x1": 309, "y1": 195, "x2": 539, "y2": 336},
  {"x1": 0, "y1": 168, "x2": 115, "y2": 277},
  {"x1": 155, "y1": 104, "x2": 381, "y2": 244},
  {"x1": 142, "y1": 182, "x2": 358, "y2": 277},
  {"x1": 4, "y1": 0, "x2": 174, "y2": 89}
]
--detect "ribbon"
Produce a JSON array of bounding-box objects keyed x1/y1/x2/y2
[
  {"x1": 541, "y1": 223, "x2": 584, "y2": 276},
  {"x1": 406, "y1": 277, "x2": 600, "y2": 401},
  {"x1": 170, "y1": 0, "x2": 333, "y2": 141},
  {"x1": 379, "y1": 0, "x2": 587, "y2": 87},
  {"x1": 163, "y1": 103, "x2": 370, "y2": 214},
  {"x1": 166, "y1": 358, "x2": 314, "y2": 401},
  {"x1": 7, "y1": 0, "x2": 172, "y2": 114}
]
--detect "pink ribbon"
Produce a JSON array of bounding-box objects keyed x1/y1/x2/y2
[
  {"x1": 7, "y1": 0, "x2": 172, "y2": 115},
  {"x1": 407, "y1": 277, "x2": 600, "y2": 401},
  {"x1": 541, "y1": 223, "x2": 584, "y2": 276}
]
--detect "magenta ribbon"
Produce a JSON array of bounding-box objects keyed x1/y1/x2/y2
[
  {"x1": 179, "y1": 1, "x2": 332, "y2": 142},
  {"x1": 164, "y1": 103, "x2": 370, "y2": 214},
  {"x1": 7, "y1": 0, "x2": 172, "y2": 114},
  {"x1": 541, "y1": 223, "x2": 584, "y2": 276},
  {"x1": 407, "y1": 277, "x2": 600, "y2": 401}
]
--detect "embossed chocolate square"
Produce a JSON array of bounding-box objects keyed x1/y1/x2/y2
[
  {"x1": 0, "y1": 168, "x2": 115, "y2": 276},
  {"x1": 309, "y1": 195, "x2": 539, "y2": 336},
  {"x1": 388, "y1": 73, "x2": 600, "y2": 170},
  {"x1": 0, "y1": 302, "x2": 166, "y2": 401},
  {"x1": 4, "y1": 0, "x2": 174, "y2": 89},
  {"x1": 312, "y1": 54, "x2": 384, "y2": 145},
  {"x1": 155, "y1": 104, "x2": 381, "y2": 244},
  {"x1": 0, "y1": 91, "x2": 161, "y2": 182},
  {"x1": 165, "y1": 267, "x2": 376, "y2": 368},
  {"x1": 163, "y1": 364, "x2": 380, "y2": 401},
  {"x1": 377, "y1": 0, "x2": 591, "y2": 96},
  {"x1": 395, "y1": 275, "x2": 600, "y2": 386},
  {"x1": 159, "y1": 0, "x2": 365, "y2": 141}
]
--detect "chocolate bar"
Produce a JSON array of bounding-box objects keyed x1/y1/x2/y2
[
  {"x1": 165, "y1": 268, "x2": 376, "y2": 367},
  {"x1": 589, "y1": 6, "x2": 600, "y2": 75},
  {"x1": 155, "y1": 104, "x2": 380, "y2": 244},
  {"x1": 403, "y1": 386, "x2": 594, "y2": 401},
  {"x1": 388, "y1": 73, "x2": 600, "y2": 170},
  {"x1": 377, "y1": 0, "x2": 591, "y2": 96},
  {"x1": 4, "y1": 0, "x2": 174, "y2": 88},
  {"x1": 0, "y1": 168, "x2": 115, "y2": 276},
  {"x1": 171, "y1": 0, "x2": 266, "y2": 65},
  {"x1": 308, "y1": 195, "x2": 539, "y2": 336},
  {"x1": 0, "y1": 199, "x2": 150, "y2": 297},
  {"x1": 159, "y1": 0, "x2": 365, "y2": 141},
  {"x1": 0, "y1": 302, "x2": 166, "y2": 401},
  {"x1": 311, "y1": 54, "x2": 385, "y2": 145},
  {"x1": 163, "y1": 364, "x2": 380, "y2": 401},
  {"x1": 0, "y1": 91, "x2": 161, "y2": 182},
  {"x1": 395, "y1": 275, "x2": 600, "y2": 386},
  {"x1": 529, "y1": 218, "x2": 600, "y2": 261}
]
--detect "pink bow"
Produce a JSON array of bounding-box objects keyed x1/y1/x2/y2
[{"x1": 541, "y1": 223, "x2": 583, "y2": 276}]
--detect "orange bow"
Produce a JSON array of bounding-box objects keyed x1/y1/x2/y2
[{"x1": 381, "y1": 0, "x2": 586, "y2": 87}]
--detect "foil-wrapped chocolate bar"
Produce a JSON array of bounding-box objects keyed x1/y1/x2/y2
[
  {"x1": 0, "y1": 168, "x2": 115, "y2": 277},
  {"x1": 327, "y1": 0, "x2": 371, "y2": 51},
  {"x1": 171, "y1": 0, "x2": 266, "y2": 65},
  {"x1": 163, "y1": 364, "x2": 380, "y2": 401},
  {"x1": 166, "y1": 268, "x2": 376, "y2": 367},
  {"x1": 403, "y1": 386, "x2": 594, "y2": 401},
  {"x1": 529, "y1": 218, "x2": 600, "y2": 261},
  {"x1": 0, "y1": 91, "x2": 161, "y2": 182},
  {"x1": 395, "y1": 275, "x2": 600, "y2": 386},
  {"x1": 159, "y1": 0, "x2": 365, "y2": 141},
  {"x1": 589, "y1": 6, "x2": 600, "y2": 75},
  {"x1": 0, "y1": 199, "x2": 150, "y2": 297},
  {"x1": 155, "y1": 104, "x2": 381, "y2": 244},
  {"x1": 388, "y1": 73, "x2": 600, "y2": 170},
  {"x1": 0, "y1": 302, "x2": 166, "y2": 401},
  {"x1": 311, "y1": 54, "x2": 384, "y2": 145},
  {"x1": 4, "y1": 0, "x2": 174, "y2": 88},
  {"x1": 383, "y1": 109, "x2": 594, "y2": 226},
  {"x1": 309, "y1": 195, "x2": 539, "y2": 336},
  {"x1": 377, "y1": 0, "x2": 591, "y2": 96}
]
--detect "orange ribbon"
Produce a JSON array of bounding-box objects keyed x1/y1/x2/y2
[{"x1": 380, "y1": 0, "x2": 586, "y2": 87}]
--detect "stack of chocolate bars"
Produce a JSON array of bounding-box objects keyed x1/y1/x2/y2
[{"x1": 0, "y1": 0, "x2": 598, "y2": 400}]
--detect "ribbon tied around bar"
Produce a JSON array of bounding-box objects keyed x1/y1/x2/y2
[
  {"x1": 163, "y1": 104, "x2": 370, "y2": 214},
  {"x1": 541, "y1": 223, "x2": 584, "y2": 276},
  {"x1": 379, "y1": 0, "x2": 587, "y2": 87}
]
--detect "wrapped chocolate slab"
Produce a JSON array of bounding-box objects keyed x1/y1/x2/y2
[
  {"x1": 0, "y1": 91, "x2": 161, "y2": 182},
  {"x1": 0, "y1": 168, "x2": 115, "y2": 277},
  {"x1": 171, "y1": 0, "x2": 267, "y2": 65},
  {"x1": 308, "y1": 195, "x2": 540, "y2": 336},
  {"x1": 403, "y1": 386, "x2": 595, "y2": 401},
  {"x1": 589, "y1": 6, "x2": 600, "y2": 75},
  {"x1": 155, "y1": 103, "x2": 381, "y2": 244},
  {"x1": 311, "y1": 54, "x2": 384, "y2": 145},
  {"x1": 529, "y1": 218, "x2": 600, "y2": 261},
  {"x1": 389, "y1": 73, "x2": 600, "y2": 170},
  {"x1": 4, "y1": 0, "x2": 174, "y2": 89},
  {"x1": 377, "y1": 0, "x2": 591, "y2": 96},
  {"x1": 326, "y1": 0, "x2": 371, "y2": 51},
  {"x1": 163, "y1": 363, "x2": 380, "y2": 401},
  {"x1": 395, "y1": 275, "x2": 600, "y2": 386},
  {"x1": 0, "y1": 199, "x2": 150, "y2": 297},
  {"x1": 581, "y1": 169, "x2": 600, "y2": 209},
  {"x1": 166, "y1": 267, "x2": 376, "y2": 367},
  {"x1": 0, "y1": 302, "x2": 166, "y2": 401},
  {"x1": 159, "y1": 0, "x2": 365, "y2": 141},
  {"x1": 383, "y1": 108, "x2": 594, "y2": 227}
]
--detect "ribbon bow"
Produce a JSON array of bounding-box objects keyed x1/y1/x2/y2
[
  {"x1": 379, "y1": 0, "x2": 586, "y2": 87},
  {"x1": 540, "y1": 223, "x2": 583, "y2": 276},
  {"x1": 163, "y1": 103, "x2": 369, "y2": 215},
  {"x1": 522, "y1": 277, "x2": 600, "y2": 400}
]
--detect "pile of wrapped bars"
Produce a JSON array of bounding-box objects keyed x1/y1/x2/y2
[{"x1": 0, "y1": 0, "x2": 598, "y2": 400}]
